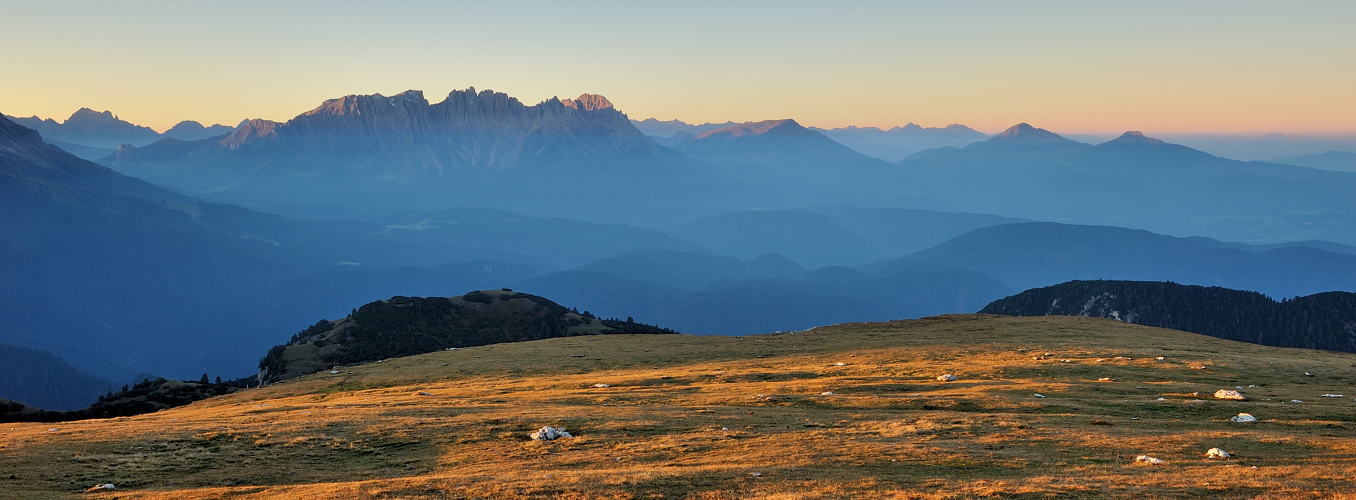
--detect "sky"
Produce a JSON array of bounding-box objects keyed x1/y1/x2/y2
[{"x1": 3, "y1": 1, "x2": 1355, "y2": 135}]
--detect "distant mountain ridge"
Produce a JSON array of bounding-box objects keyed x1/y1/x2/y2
[
  {"x1": 893, "y1": 125, "x2": 1356, "y2": 245},
  {"x1": 4, "y1": 109, "x2": 236, "y2": 149},
  {"x1": 810, "y1": 123, "x2": 988, "y2": 161},
  {"x1": 631, "y1": 118, "x2": 739, "y2": 138},
  {"x1": 94, "y1": 88, "x2": 751, "y2": 224},
  {"x1": 671, "y1": 119, "x2": 889, "y2": 176},
  {"x1": 882, "y1": 221, "x2": 1356, "y2": 298},
  {"x1": 1269, "y1": 151, "x2": 1356, "y2": 172},
  {"x1": 981, "y1": 280, "x2": 1356, "y2": 352}
]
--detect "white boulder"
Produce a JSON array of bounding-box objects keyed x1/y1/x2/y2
[
  {"x1": 936, "y1": 374, "x2": 958, "y2": 382},
  {"x1": 529, "y1": 426, "x2": 573, "y2": 441},
  {"x1": 1230, "y1": 413, "x2": 1258, "y2": 423},
  {"x1": 1214, "y1": 389, "x2": 1248, "y2": 401},
  {"x1": 1205, "y1": 448, "x2": 1231, "y2": 459}
]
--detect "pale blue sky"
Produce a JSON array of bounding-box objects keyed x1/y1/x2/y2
[{"x1": 3, "y1": 1, "x2": 1354, "y2": 134}]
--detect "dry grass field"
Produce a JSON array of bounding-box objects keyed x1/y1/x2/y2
[{"x1": 3, "y1": 314, "x2": 1356, "y2": 499}]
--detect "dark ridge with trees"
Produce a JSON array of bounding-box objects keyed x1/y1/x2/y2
[
  {"x1": 980, "y1": 280, "x2": 1356, "y2": 352},
  {"x1": 258, "y1": 290, "x2": 676, "y2": 384},
  {"x1": 0, "y1": 375, "x2": 255, "y2": 423}
]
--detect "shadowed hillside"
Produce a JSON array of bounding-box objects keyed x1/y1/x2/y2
[{"x1": 980, "y1": 280, "x2": 1356, "y2": 352}]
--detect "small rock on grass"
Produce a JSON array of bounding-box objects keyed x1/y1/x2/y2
[
  {"x1": 1205, "y1": 448, "x2": 1231, "y2": 459},
  {"x1": 1230, "y1": 413, "x2": 1258, "y2": 423},
  {"x1": 1135, "y1": 455, "x2": 1164, "y2": 465},
  {"x1": 529, "y1": 426, "x2": 572, "y2": 441}
]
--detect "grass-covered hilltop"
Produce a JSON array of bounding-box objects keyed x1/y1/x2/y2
[
  {"x1": 259, "y1": 289, "x2": 676, "y2": 384},
  {"x1": 4, "y1": 315, "x2": 1356, "y2": 498}
]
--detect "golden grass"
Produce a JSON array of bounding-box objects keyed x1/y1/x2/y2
[{"x1": 3, "y1": 314, "x2": 1356, "y2": 499}]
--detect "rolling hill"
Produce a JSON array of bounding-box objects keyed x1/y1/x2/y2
[{"x1": 259, "y1": 289, "x2": 675, "y2": 383}]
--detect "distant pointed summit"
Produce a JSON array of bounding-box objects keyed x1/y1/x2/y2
[
  {"x1": 971, "y1": 123, "x2": 1089, "y2": 151},
  {"x1": 993, "y1": 123, "x2": 1063, "y2": 141},
  {"x1": 1085, "y1": 131, "x2": 1216, "y2": 161}
]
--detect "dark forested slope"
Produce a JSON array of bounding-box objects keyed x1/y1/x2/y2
[{"x1": 980, "y1": 280, "x2": 1356, "y2": 352}]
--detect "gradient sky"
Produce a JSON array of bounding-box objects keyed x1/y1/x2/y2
[{"x1": 3, "y1": 1, "x2": 1354, "y2": 135}]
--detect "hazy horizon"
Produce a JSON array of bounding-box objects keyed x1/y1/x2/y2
[{"x1": 4, "y1": 1, "x2": 1356, "y2": 135}]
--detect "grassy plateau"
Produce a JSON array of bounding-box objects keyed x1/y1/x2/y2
[{"x1": 2, "y1": 314, "x2": 1355, "y2": 499}]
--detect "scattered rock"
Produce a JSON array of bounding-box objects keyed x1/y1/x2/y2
[
  {"x1": 750, "y1": 472, "x2": 762, "y2": 477},
  {"x1": 820, "y1": 391, "x2": 835, "y2": 396},
  {"x1": 529, "y1": 426, "x2": 573, "y2": 441},
  {"x1": 1205, "y1": 448, "x2": 1231, "y2": 459},
  {"x1": 1214, "y1": 389, "x2": 1248, "y2": 401},
  {"x1": 592, "y1": 383, "x2": 610, "y2": 388},
  {"x1": 85, "y1": 483, "x2": 115, "y2": 492},
  {"x1": 417, "y1": 392, "x2": 433, "y2": 396},
  {"x1": 1321, "y1": 394, "x2": 1344, "y2": 398},
  {"x1": 1230, "y1": 413, "x2": 1258, "y2": 423},
  {"x1": 1155, "y1": 356, "x2": 1165, "y2": 360},
  {"x1": 1091, "y1": 419, "x2": 1110, "y2": 425},
  {"x1": 1291, "y1": 399, "x2": 1303, "y2": 403},
  {"x1": 1033, "y1": 393, "x2": 1046, "y2": 398},
  {"x1": 833, "y1": 362, "x2": 846, "y2": 367},
  {"x1": 936, "y1": 374, "x2": 958, "y2": 382},
  {"x1": 1098, "y1": 377, "x2": 1114, "y2": 381},
  {"x1": 1135, "y1": 455, "x2": 1164, "y2": 465}
]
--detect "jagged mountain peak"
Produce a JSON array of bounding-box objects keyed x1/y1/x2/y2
[
  {"x1": 304, "y1": 90, "x2": 431, "y2": 117},
  {"x1": 219, "y1": 118, "x2": 281, "y2": 149},
  {"x1": 561, "y1": 94, "x2": 613, "y2": 111},
  {"x1": 68, "y1": 108, "x2": 119, "y2": 123}
]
